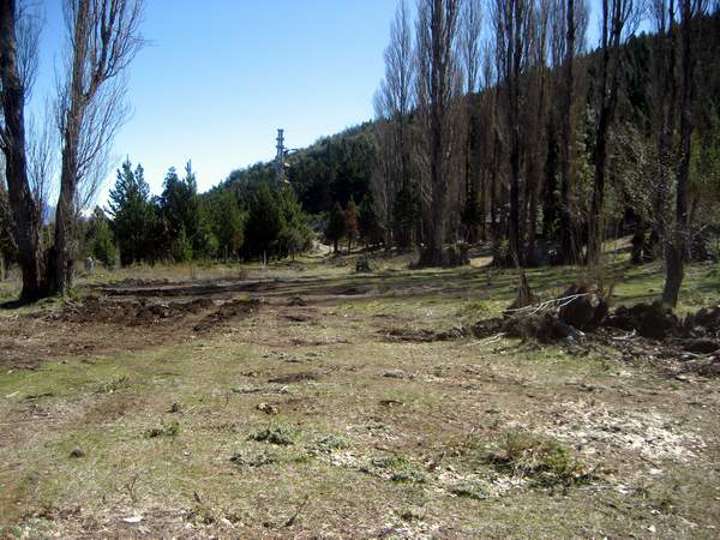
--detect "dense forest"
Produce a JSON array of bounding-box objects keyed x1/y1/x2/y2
[{"x1": 1, "y1": 0, "x2": 720, "y2": 308}]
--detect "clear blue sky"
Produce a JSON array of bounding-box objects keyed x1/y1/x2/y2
[
  {"x1": 30, "y1": 0, "x2": 399, "y2": 201},
  {"x1": 29, "y1": 0, "x2": 607, "y2": 203}
]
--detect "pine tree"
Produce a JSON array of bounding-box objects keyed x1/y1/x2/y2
[
  {"x1": 358, "y1": 193, "x2": 383, "y2": 247},
  {"x1": 159, "y1": 161, "x2": 204, "y2": 261},
  {"x1": 325, "y1": 202, "x2": 347, "y2": 254},
  {"x1": 86, "y1": 207, "x2": 117, "y2": 268},
  {"x1": 277, "y1": 186, "x2": 312, "y2": 259},
  {"x1": 245, "y1": 183, "x2": 283, "y2": 261},
  {"x1": 205, "y1": 190, "x2": 244, "y2": 260},
  {"x1": 345, "y1": 198, "x2": 359, "y2": 253},
  {"x1": 108, "y1": 159, "x2": 156, "y2": 265}
]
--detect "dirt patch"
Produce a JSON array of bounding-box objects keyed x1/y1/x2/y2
[
  {"x1": 46, "y1": 296, "x2": 215, "y2": 326},
  {"x1": 281, "y1": 308, "x2": 318, "y2": 324},
  {"x1": 382, "y1": 326, "x2": 467, "y2": 343},
  {"x1": 192, "y1": 298, "x2": 261, "y2": 332},
  {"x1": 605, "y1": 302, "x2": 680, "y2": 339},
  {"x1": 474, "y1": 292, "x2": 720, "y2": 374},
  {"x1": 267, "y1": 371, "x2": 319, "y2": 384},
  {"x1": 0, "y1": 292, "x2": 264, "y2": 370},
  {"x1": 330, "y1": 285, "x2": 372, "y2": 296}
]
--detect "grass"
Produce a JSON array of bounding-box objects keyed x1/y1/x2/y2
[
  {"x1": 484, "y1": 430, "x2": 591, "y2": 488},
  {"x1": 0, "y1": 249, "x2": 718, "y2": 537}
]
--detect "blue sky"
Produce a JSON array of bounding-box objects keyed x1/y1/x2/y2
[{"x1": 29, "y1": 0, "x2": 607, "y2": 203}]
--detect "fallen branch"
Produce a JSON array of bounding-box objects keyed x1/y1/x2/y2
[{"x1": 505, "y1": 293, "x2": 592, "y2": 317}]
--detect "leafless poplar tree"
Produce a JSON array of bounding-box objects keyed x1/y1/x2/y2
[
  {"x1": 374, "y1": 0, "x2": 416, "y2": 248},
  {"x1": 460, "y1": 0, "x2": 483, "y2": 94},
  {"x1": 459, "y1": 0, "x2": 483, "y2": 242},
  {"x1": 27, "y1": 105, "x2": 57, "y2": 227},
  {"x1": 663, "y1": 0, "x2": 708, "y2": 306},
  {"x1": 550, "y1": 0, "x2": 588, "y2": 264},
  {"x1": 416, "y1": 0, "x2": 462, "y2": 266},
  {"x1": 523, "y1": 0, "x2": 552, "y2": 265},
  {"x1": 493, "y1": 0, "x2": 535, "y2": 266},
  {"x1": 0, "y1": 0, "x2": 45, "y2": 300},
  {"x1": 586, "y1": 0, "x2": 642, "y2": 266},
  {"x1": 51, "y1": 0, "x2": 144, "y2": 294}
]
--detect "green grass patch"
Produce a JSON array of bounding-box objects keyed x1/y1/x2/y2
[
  {"x1": 485, "y1": 431, "x2": 591, "y2": 489},
  {"x1": 249, "y1": 425, "x2": 298, "y2": 446}
]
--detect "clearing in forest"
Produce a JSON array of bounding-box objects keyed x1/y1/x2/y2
[{"x1": 0, "y1": 253, "x2": 719, "y2": 538}]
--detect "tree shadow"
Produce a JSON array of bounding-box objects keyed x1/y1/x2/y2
[{"x1": 0, "y1": 298, "x2": 31, "y2": 310}]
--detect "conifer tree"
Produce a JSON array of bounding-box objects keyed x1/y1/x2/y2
[
  {"x1": 108, "y1": 159, "x2": 156, "y2": 265},
  {"x1": 345, "y1": 198, "x2": 359, "y2": 253},
  {"x1": 325, "y1": 202, "x2": 347, "y2": 254}
]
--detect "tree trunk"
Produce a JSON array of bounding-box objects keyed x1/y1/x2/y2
[
  {"x1": 420, "y1": 0, "x2": 459, "y2": 267},
  {"x1": 588, "y1": 1, "x2": 622, "y2": 267},
  {"x1": 587, "y1": 106, "x2": 610, "y2": 266},
  {"x1": 0, "y1": 0, "x2": 45, "y2": 301},
  {"x1": 663, "y1": 0, "x2": 695, "y2": 307},
  {"x1": 49, "y1": 0, "x2": 91, "y2": 295},
  {"x1": 559, "y1": 0, "x2": 576, "y2": 264}
]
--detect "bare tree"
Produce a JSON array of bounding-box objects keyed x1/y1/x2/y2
[
  {"x1": 493, "y1": 0, "x2": 535, "y2": 266},
  {"x1": 416, "y1": 0, "x2": 462, "y2": 266},
  {"x1": 374, "y1": 0, "x2": 416, "y2": 248},
  {"x1": 524, "y1": 0, "x2": 552, "y2": 265},
  {"x1": 663, "y1": 0, "x2": 708, "y2": 306},
  {"x1": 0, "y1": 157, "x2": 13, "y2": 280},
  {"x1": 459, "y1": 0, "x2": 483, "y2": 242},
  {"x1": 460, "y1": 0, "x2": 483, "y2": 94},
  {"x1": 586, "y1": 0, "x2": 642, "y2": 266},
  {"x1": 50, "y1": 0, "x2": 144, "y2": 294},
  {"x1": 27, "y1": 104, "x2": 57, "y2": 227},
  {"x1": 550, "y1": 0, "x2": 589, "y2": 264},
  {"x1": 0, "y1": 0, "x2": 45, "y2": 300}
]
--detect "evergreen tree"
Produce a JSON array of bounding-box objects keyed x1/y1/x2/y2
[
  {"x1": 277, "y1": 186, "x2": 312, "y2": 259},
  {"x1": 461, "y1": 191, "x2": 482, "y2": 243},
  {"x1": 159, "y1": 162, "x2": 203, "y2": 261},
  {"x1": 85, "y1": 207, "x2": 117, "y2": 268},
  {"x1": 170, "y1": 227, "x2": 193, "y2": 263},
  {"x1": 345, "y1": 198, "x2": 359, "y2": 253},
  {"x1": 393, "y1": 182, "x2": 420, "y2": 249},
  {"x1": 325, "y1": 202, "x2": 346, "y2": 253},
  {"x1": 358, "y1": 193, "x2": 383, "y2": 247},
  {"x1": 108, "y1": 159, "x2": 156, "y2": 265},
  {"x1": 244, "y1": 183, "x2": 283, "y2": 260},
  {"x1": 205, "y1": 190, "x2": 244, "y2": 260}
]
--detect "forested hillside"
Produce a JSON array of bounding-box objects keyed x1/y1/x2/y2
[{"x1": 215, "y1": 124, "x2": 376, "y2": 215}]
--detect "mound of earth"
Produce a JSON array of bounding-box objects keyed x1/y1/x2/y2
[
  {"x1": 473, "y1": 285, "x2": 720, "y2": 374},
  {"x1": 558, "y1": 284, "x2": 608, "y2": 331},
  {"x1": 43, "y1": 295, "x2": 261, "y2": 332},
  {"x1": 605, "y1": 302, "x2": 679, "y2": 339},
  {"x1": 47, "y1": 296, "x2": 215, "y2": 326},
  {"x1": 383, "y1": 326, "x2": 467, "y2": 342}
]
